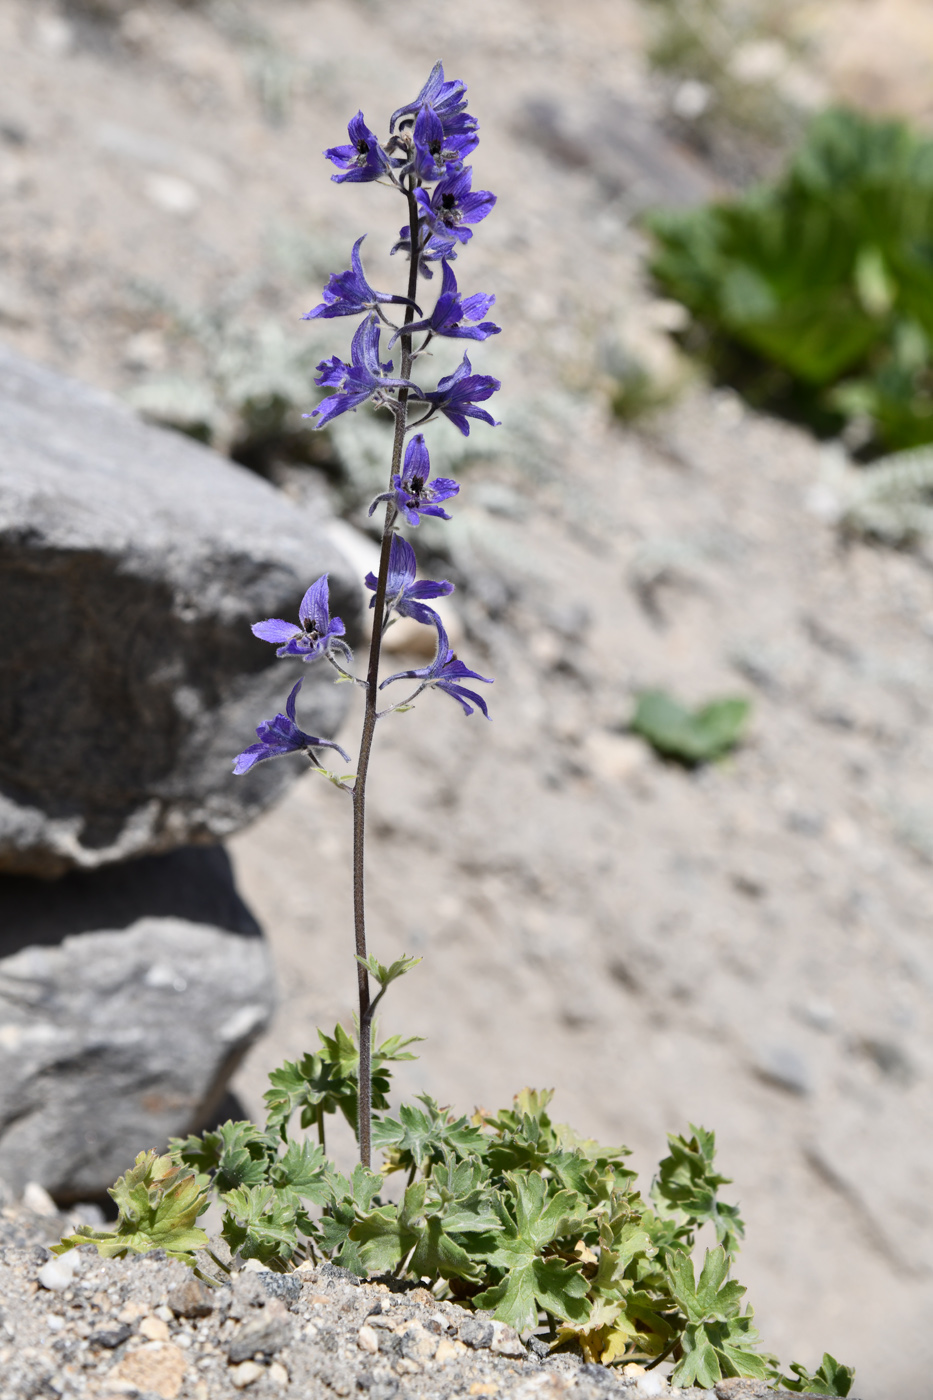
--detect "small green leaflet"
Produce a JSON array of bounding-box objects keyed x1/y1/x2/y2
[
  {"x1": 356, "y1": 953, "x2": 421, "y2": 991},
  {"x1": 171, "y1": 1120, "x2": 274, "y2": 1193},
  {"x1": 652, "y1": 1126, "x2": 745, "y2": 1258},
  {"x1": 373, "y1": 1095, "x2": 487, "y2": 1172},
  {"x1": 471, "y1": 1171, "x2": 591, "y2": 1331},
  {"x1": 781, "y1": 1353, "x2": 855, "y2": 1397},
  {"x1": 631, "y1": 692, "x2": 751, "y2": 767},
  {"x1": 220, "y1": 1183, "x2": 299, "y2": 1264},
  {"x1": 53, "y1": 1150, "x2": 210, "y2": 1267},
  {"x1": 667, "y1": 1247, "x2": 768, "y2": 1389}
]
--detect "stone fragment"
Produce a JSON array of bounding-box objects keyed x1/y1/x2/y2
[
  {"x1": 105, "y1": 1340, "x2": 188, "y2": 1399},
  {"x1": 21, "y1": 1181, "x2": 58, "y2": 1216},
  {"x1": 459, "y1": 1315, "x2": 495, "y2": 1349},
  {"x1": 230, "y1": 1360, "x2": 264, "y2": 1389},
  {"x1": 434, "y1": 1337, "x2": 468, "y2": 1362},
  {"x1": 36, "y1": 1252, "x2": 81, "y2": 1291},
  {"x1": 90, "y1": 1322, "x2": 132, "y2": 1349},
  {"x1": 714, "y1": 1381, "x2": 774, "y2": 1399},
  {"x1": 260, "y1": 1271, "x2": 302, "y2": 1305},
  {"x1": 0, "y1": 343, "x2": 360, "y2": 876},
  {"x1": 167, "y1": 1274, "x2": 215, "y2": 1319},
  {"x1": 117, "y1": 1301, "x2": 149, "y2": 1323},
  {"x1": 227, "y1": 1298, "x2": 294, "y2": 1363},
  {"x1": 140, "y1": 1314, "x2": 172, "y2": 1342},
  {"x1": 489, "y1": 1320, "x2": 525, "y2": 1356},
  {"x1": 358, "y1": 1325, "x2": 379, "y2": 1354},
  {"x1": 269, "y1": 1362, "x2": 289, "y2": 1386},
  {"x1": 398, "y1": 1321, "x2": 438, "y2": 1361},
  {"x1": 0, "y1": 869, "x2": 274, "y2": 1197}
]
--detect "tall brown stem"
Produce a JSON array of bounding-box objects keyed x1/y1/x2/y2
[{"x1": 352, "y1": 183, "x2": 421, "y2": 1167}]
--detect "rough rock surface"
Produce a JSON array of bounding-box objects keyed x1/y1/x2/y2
[
  {"x1": 0, "y1": 846, "x2": 273, "y2": 1199},
  {"x1": 0, "y1": 1196, "x2": 848, "y2": 1400},
  {"x1": 0, "y1": 344, "x2": 360, "y2": 876}
]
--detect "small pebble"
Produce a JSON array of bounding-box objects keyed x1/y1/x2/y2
[
  {"x1": 357, "y1": 1324, "x2": 379, "y2": 1354},
  {"x1": 139, "y1": 1314, "x2": 171, "y2": 1342},
  {"x1": 37, "y1": 1253, "x2": 81, "y2": 1292},
  {"x1": 22, "y1": 1182, "x2": 58, "y2": 1217},
  {"x1": 230, "y1": 1359, "x2": 264, "y2": 1389}
]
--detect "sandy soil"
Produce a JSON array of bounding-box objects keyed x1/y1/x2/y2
[{"x1": 3, "y1": 2, "x2": 933, "y2": 1397}]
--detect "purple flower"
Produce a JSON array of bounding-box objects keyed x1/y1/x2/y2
[
  {"x1": 390, "y1": 62, "x2": 478, "y2": 143},
  {"x1": 233, "y1": 679, "x2": 351, "y2": 774},
  {"x1": 302, "y1": 237, "x2": 420, "y2": 321},
  {"x1": 365, "y1": 533, "x2": 453, "y2": 627},
  {"x1": 414, "y1": 167, "x2": 496, "y2": 247},
  {"x1": 391, "y1": 261, "x2": 499, "y2": 345},
  {"x1": 410, "y1": 104, "x2": 450, "y2": 183},
  {"x1": 391, "y1": 225, "x2": 459, "y2": 280},
  {"x1": 251, "y1": 574, "x2": 349, "y2": 663},
  {"x1": 309, "y1": 316, "x2": 422, "y2": 427},
  {"x1": 422, "y1": 352, "x2": 501, "y2": 436},
  {"x1": 324, "y1": 111, "x2": 391, "y2": 184},
  {"x1": 369, "y1": 433, "x2": 459, "y2": 525},
  {"x1": 381, "y1": 619, "x2": 492, "y2": 718}
]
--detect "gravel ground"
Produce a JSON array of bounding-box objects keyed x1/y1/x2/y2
[{"x1": 0, "y1": 1193, "x2": 841, "y2": 1400}]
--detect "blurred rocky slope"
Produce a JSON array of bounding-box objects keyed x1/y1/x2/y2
[{"x1": 2, "y1": 2, "x2": 933, "y2": 1398}]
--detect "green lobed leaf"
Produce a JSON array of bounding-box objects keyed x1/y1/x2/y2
[
  {"x1": 631, "y1": 692, "x2": 751, "y2": 767},
  {"x1": 652, "y1": 1126, "x2": 745, "y2": 1257},
  {"x1": 53, "y1": 1150, "x2": 210, "y2": 1266},
  {"x1": 781, "y1": 1354, "x2": 856, "y2": 1396}
]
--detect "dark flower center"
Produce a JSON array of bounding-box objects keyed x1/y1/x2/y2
[
  {"x1": 356, "y1": 140, "x2": 370, "y2": 155},
  {"x1": 409, "y1": 475, "x2": 425, "y2": 496}
]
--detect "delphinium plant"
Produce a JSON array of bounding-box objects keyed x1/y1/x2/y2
[{"x1": 55, "y1": 65, "x2": 853, "y2": 1397}]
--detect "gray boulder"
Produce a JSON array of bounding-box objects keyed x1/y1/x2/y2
[
  {"x1": 0, "y1": 343, "x2": 360, "y2": 876},
  {"x1": 0, "y1": 845, "x2": 274, "y2": 1200}
]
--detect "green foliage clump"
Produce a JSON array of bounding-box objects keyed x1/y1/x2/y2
[
  {"x1": 58, "y1": 1036, "x2": 852, "y2": 1393},
  {"x1": 630, "y1": 689, "x2": 751, "y2": 765},
  {"x1": 647, "y1": 107, "x2": 933, "y2": 455}
]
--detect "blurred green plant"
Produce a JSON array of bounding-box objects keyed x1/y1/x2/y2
[
  {"x1": 126, "y1": 296, "x2": 335, "y2": 475},
  {"x1": 631, "y1": 690, "x2": 751, "y2": 765},
  {"x1": 53, "y1": 1040, "x2": 852, "y2": 1392},
  {"x1": 647, "y1": 107, "x2": 933, "y2": 456}
]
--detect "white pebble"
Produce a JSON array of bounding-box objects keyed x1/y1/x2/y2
[
  {"x1": 230, "y1": 1360, "x2": 264, "y2": 1389},
  {"x1": 37, "y1": 1253, "x2": 81, "y2": 1291},
  {"x1": 23, "y1": 1182, "x2": 58, "y2": 1217}
]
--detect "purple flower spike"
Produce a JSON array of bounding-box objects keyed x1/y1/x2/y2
[
  {"x1": 302, "y1": 237, "x2": 421, "y2": 321},
  {"x1": 381, "y1": 618, "x2": 493, "y2": 718},
  {"x1": 309, "y1": 316, "x2": 423, "y2": 427},
  {"x1": 324, "y1": 111, "x2": 391, "y2": 184},
  {"x1": 365, "y1": 533, "x2": 454, "y2": 627},
  {"x1": 422, "y1": 352, "x2": 501, "y2": 436},
  {"x1": 390, "y1": 62, "x2": 478, "y2": 143},
  {"x1": 369, "y1": 434, "x2": 460, "y2": 525},
  {"x1": 391, "y1": 261, "x2": 500, "y2": 345},
  {"x1": 415, "y1": 167, "x2": 496, "y2": 246},
  {"x1": 233, "y1": 679, "x2": 351, "y2": 774},
  {"x1": 251, "y1": 574, "x2": 349, "y2": 664}
]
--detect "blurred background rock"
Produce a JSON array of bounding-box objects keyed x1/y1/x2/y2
[{"x1": 3, "y1": 2, "x2": 933, "y2": 1396}]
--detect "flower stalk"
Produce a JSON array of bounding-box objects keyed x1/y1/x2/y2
[{"x1": 233, "y1": 62, "x2": 500, "y2": 1166}]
